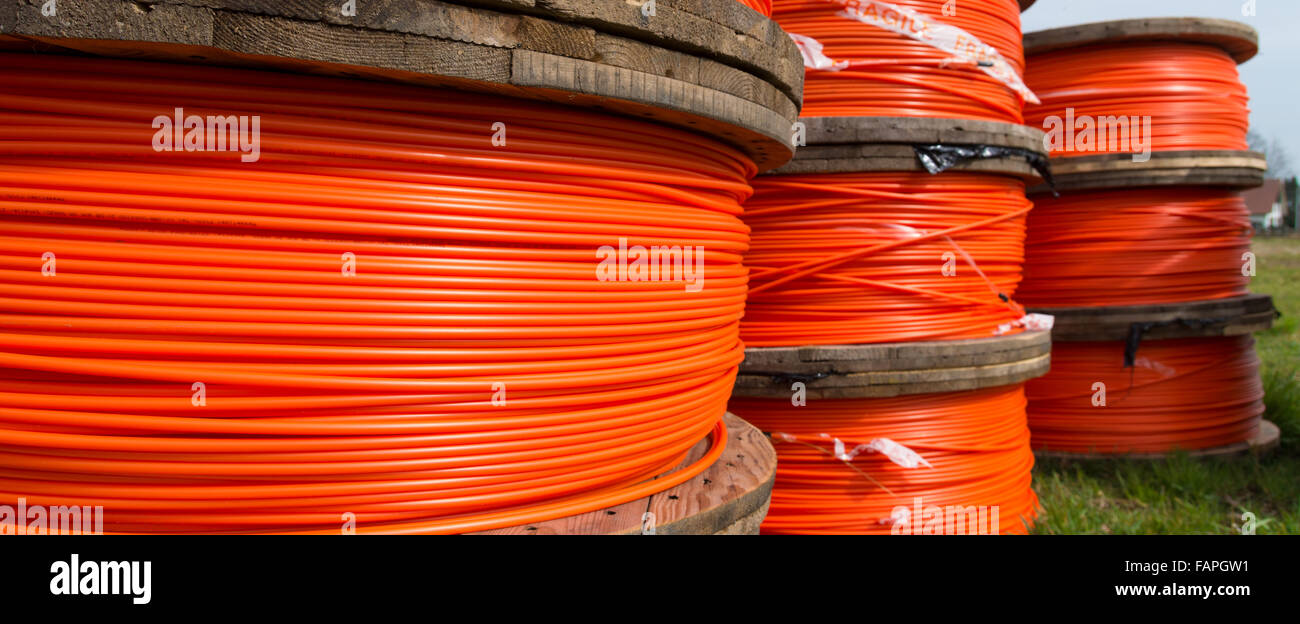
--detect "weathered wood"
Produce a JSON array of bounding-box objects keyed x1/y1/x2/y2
[
  {"x1": 1024, "y1": 17, "x2": 1259, "y2": 64},
  {"x1": 475, "y1": 412, "x2": 776, "y2": 535},
  {"x1": 645, "y1": 411, "x2": 777, "y2": 535},
  {"x1": 795, "y1": 116, "x2": 1046, "y2": 151},
  {"x1": 765, "y1": 117, "x2": 1046, "y2": 177},
  {"x1": 0, "y1": 0, "x2": 801, "y2": 169},
  {"x1": 151, "y1": 0, "x2": 805, "y2": 104},
  {"x1": 736, "y1": 353, "x2": 1050, "y2": 399},
  {"x1": 733, "y1": 331, "x2": 1052, "y2": 399},
  {"x1": 769, "y1": 143, "x2": 1042, "y2": 180},
  {"x1": 741, "y1": 331, "x2": 1051, "y2": 373},
  {"x1": 1030, "y1": 150, "x2": 1267, "y2": 193},
  {"x1": 1033, "y1": 294, "x2": 1276, "y2": 342},
  {"x1": 1036, "y1": 420, "x2": 1280, "y2": 460}
]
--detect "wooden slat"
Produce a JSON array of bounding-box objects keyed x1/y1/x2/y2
[
  {"x1": 1033, "y1": 294, "x2": 1276, "y2": 342},
  {"x1": 0, "y1": 0, "x2": 800, "y2": 169},
  {"x1": 1032, "y1": 150, "x2": 1268, "y2": 193},
  {"x1": 768, "y1": 143, "x2": 1041, "y2": 179},
  {"x1": 475, "y1": 413, "x2": 777, "y2": 535},
  {"x1": 795, "y1": 116, "x2": 1046, "y2": 151},
  {"x1": 153, "y1": 0, "x2": 805, "y2": 104},
  {"x1": 734, "y1": 353, "x2": 1050, "y2": 399},
  {"x1": 1024, "y1": 17, "x2": 1259, "y2": 64},
  {"x1": 741, "y1": 331, "x2": 1051, "y2": 373}
]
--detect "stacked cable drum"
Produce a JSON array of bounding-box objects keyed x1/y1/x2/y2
[
  {"x1": 729, "y1": 0, "x2": 1047, "y2": 534},
  {"x1": 1018, "y1": 19, "x2": 1279, "y2": 457},
  {"x1": 0, "y1": 0, "x2": 803, "y2": 534}
]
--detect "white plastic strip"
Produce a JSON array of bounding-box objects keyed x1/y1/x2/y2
[
  {"x1": 1134, "y1": 357, "x2": 1177, "y2": 378},
  {"x1": 820, "y1": 433, "x2": 933, "y2": 469},
  {"x1": 995, "y1": 312, "x2": 1054, "y2": 336},
  {"x1": 826, "y1": 0, "x2": 1039, "y2": 104},
  {"x1": 787, "y1": 32, "x2": 850, "y2": 71}
]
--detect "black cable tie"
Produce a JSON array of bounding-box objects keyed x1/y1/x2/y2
[
  {"x1": 768, "y1": 371, "x2": 830, "y2": 385},
  {"x1": 1123, "y1": 316, "x2": 1231, "y2": 368},
  {"x1": 912, "y1": 144, "x2": 1057, "y2": 196}
]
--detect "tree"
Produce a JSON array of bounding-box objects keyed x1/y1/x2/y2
[{"x1": 1247, "y1": 130, "x2": 1294, "y2": 178}]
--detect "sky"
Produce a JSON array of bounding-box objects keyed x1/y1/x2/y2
[{"x1": 1020, "y1": 0, "x2": 1300, "y2": 173}]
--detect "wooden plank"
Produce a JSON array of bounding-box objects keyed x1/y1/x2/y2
[
  {"x1": 0, "y1": 0, "x2": 799, "y2": 169},
  {"x1": 740, "y1": 331, "x2": 1051, "y2": 374},
  {"x1": 768, "y1": 144, "x2": 1040, "y2": 179},
  {"x1": 795, "y1": 116, "x2": 1046, "y2": 152},
  {"x1": 645, "y1": 412, "x2": 777, "y2": 535},
  {"x1": 155, "y1": 0, "x2": 805, "y2": 105},
  {"x1": 1033, "y1": 294, "x2": 1276, "y2": 342},
  {"x1": 1036, "y1": 420, "x2": 1280, "y2": 460},
  {"x1": 1, "y1": 0, "x2": 215, "y2": 43},
  {"x1": 1024, "y1": 17, "x2": 1259, "y2": 64},
  {"x1": 1031, "y1": 150, "x2": 1268, "y2": 193},
  {"x1": 509, "y1": 49, "x2": 793, "y2": 158},
  {"x1": 734, "y1": 352, "x2": 1051, "y2": 399},
  {"x1": 476, "y1": 413, "x2": 776, "y2": 535}
]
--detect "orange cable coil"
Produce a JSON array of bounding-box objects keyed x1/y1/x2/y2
[
  {"x1": 741, "y1": 171, "x2": 1031, "y2": 346},
  {"x1": 1016, "y1": 187, "x2": 1253, "y2": 307},
  {"x1": 738, "y1": 0, "x2": 774, "y2": 16},
  {"x1": 774, "y1": 0, "x2": 1027, "y2": 122},
  {"x1": 1024, "y1": 42, "x2": 1250, "y2": 155},
  {"x1": 1026, "y1": 336, "x2": 1264, "y2": 454},
  {"x1": 0, "y1": 53, "x2": 755, "y2": 534},
  {"x1": 730, "y1": 385, "x2": 1038, "y2": 535}
]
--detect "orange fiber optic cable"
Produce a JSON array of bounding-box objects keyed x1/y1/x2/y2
[
  {"x1": 774, "y1": 0, "x2": 1027, "y2": 122},
  {"x1": 1024, "y1": 42, "x2": 1250, "y2": 155},
  {"x1": 741, "y1": 171, "x2": 1032, "y2": 346},
  {"x1": 1016, "y1": 187, "x2": 1253, "y2": 307},
  {"x1": 730, "y1": 385, "x2": 1038, "y2": 535},
  {"x1": 0, "y1": 53, "x2": 754, "y2": 534},
  {"x1": 1026, "y1": 336, "x2": 1264, "y2": 453},
  {"x1": 738, "y1": 0, "x2": 773, "y2": 16}
]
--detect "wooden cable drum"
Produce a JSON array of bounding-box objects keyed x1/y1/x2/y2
[
  {"x1": 1036, "y1": 294, "x2": 1276, "y2": 343},
  {"x1": 1028, "y1": 336, "x2": 1279, "y2": 459},
  {"x1": 772, "y1": 116, "x2": 1047, "y2": 180},
  {"x1": 732, "y1": 1, "x2": 1046, "y2": 534},
  {"x1": 1022, "y1": 18, "x2": 1265, "y2": 193},
  {"x1": 1025, "y1": 289, "x2": 1277, "y2": 460},
  {"x1": 0, "y1": 0, "x2": 804, "y2": 170},
  {"x1": 1016, "y1": 19, "x2": 1277, "y2": 460},
  {"x1": 735, "y1": 331, "x2": 1051, "y2": 400},
  {"x1": 477, "y1": 413, "x2": 777, "y2": 535},
  {"x1": 0, "y1": 0, "x2": 797, "y2": 534}
]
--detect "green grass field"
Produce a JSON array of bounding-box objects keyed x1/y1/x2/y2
[{"x1": 1030, "y1": 235, "x2": 1300, "y2": 535}]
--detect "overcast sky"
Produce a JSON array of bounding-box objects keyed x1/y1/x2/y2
[{"x1": 1020, "y1": 0, "x2": 1298, "y2": 171}]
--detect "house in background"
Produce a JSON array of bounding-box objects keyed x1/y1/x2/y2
[{"x1": 1243, "y1": 179, "x2": 1287, "y2": 231}]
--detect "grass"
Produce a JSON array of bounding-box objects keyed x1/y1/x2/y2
[{"x1": 1030, "y1": 235, "x2": 1300, "y2": 534}]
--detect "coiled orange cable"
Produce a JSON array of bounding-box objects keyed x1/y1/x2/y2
[
  {"x1": 0, "y1": 53, "x2": 753, "y2": 534},
  {"x1": 741, "y1": 171, "x2": 1031, "y2": 346},
  {"x1": 737, "y1": 0, "x2": 773, "y2": 16},
  {"x1": 1017, "y1": 187, "x2": 1253, "y2": 307},
  {"x1": 1024, "y1": 42, "x2": 1250, "y2": 155},
  {"x1": 730, "y1": 385, "x2": 1038, "y2": 535},
  {"x1": 774, "y1": 0, "x2": 1027, "y2": 122},
  {"x1": 1026, "y1": 336, "x2": 1264, "y2": 453}
]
